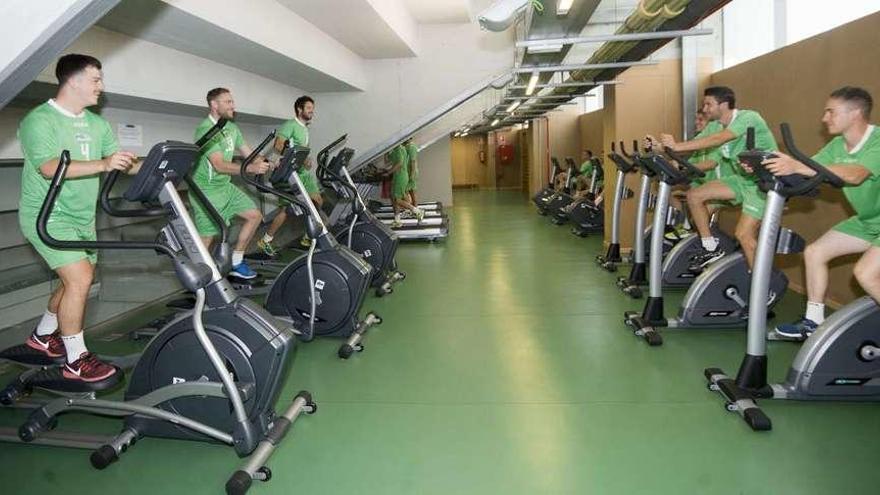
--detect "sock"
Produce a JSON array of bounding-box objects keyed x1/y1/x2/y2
[
  {"x1": 232, "y1": 251, "x2": 244, "y2": 266},
  {"x1": 61, "y1": 332, "x2": 88, "y2": 363},
  {"x1": 262, "y1": 233, "x2": 274, "y2": 243},
  {"x1": 805, "y1": 301, "x2": 825, "y2": 324},
  {"x1": 701, "y1": 237, "x2": 719, "y2": 252},
  {"x1": 683, "y1": 217, "x2": 692, "y2": 230},
  {"x1": 35, "y1": 310, "x2": 58, "y2": 336},
  {"x1": 394, "y1": 214, "x2": 401, "y2": 222}
]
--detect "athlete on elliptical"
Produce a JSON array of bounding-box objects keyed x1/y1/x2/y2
[
  {"x1": 190, "y1": 88, "x2": 271, "y2": 281},
  {"x1": 18, "y1": 54, "x2": 136, "y2": 382}
]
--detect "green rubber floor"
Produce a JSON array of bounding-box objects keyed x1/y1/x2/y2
[{"x1": 2, "y1": 189, "x2": 879, "y2": 494}]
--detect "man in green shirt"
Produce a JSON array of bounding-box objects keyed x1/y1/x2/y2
[
  {"x1": 18, "y1": 54, "x2": 136, "y2": 382},
  {"x1": 404, "y1": 138, "x2": 420, "y2": 207},
  {"x1": 766, "y1": 88, "x2": 880, "y2": 338},
  {"x1": 388, "y1": 144, "x2": 423, "y2": 227},
  {"x1": 191, "y1": 88, "x2": 270, "y2": 280},
  {"x1": 652, "y1": 86, "x2": 779, "y2": 271},
  {"x1": 259, "y1": 96, "x2": 319, "y2": 253}
]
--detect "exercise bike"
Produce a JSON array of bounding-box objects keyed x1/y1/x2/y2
[
  {"x1": 623, "y1": 137, "x2": 799, "y2": 346},
  {"x1": 705, "y1": 123, "x2": 880, "y2": 431},
  {"x1": 596, "y1": 142, "x2": 638, "y2": 271}
]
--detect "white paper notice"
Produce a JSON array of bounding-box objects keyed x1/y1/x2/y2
[{"x1": 118, "y1": 124, "x2": 143, "y2": 147}]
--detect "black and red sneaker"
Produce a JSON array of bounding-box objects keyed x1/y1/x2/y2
[
  {"x1": 62, "y1": 353, "x2": 118, "y2": 383},
  {"x1": 25, "y1": 331, "x2": 66, "y2": 359}
]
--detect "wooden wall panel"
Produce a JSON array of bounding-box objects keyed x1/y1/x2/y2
[{"x1": 711, "y1": 11, "x2": 880, "y2": 307}]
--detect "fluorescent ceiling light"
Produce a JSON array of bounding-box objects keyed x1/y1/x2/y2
[
  {"x1": 527, "y1": 43, "x2": 564, "y2": 54},
  {"x1": 490, "y1": 118, "x2": 500, "y2": 126},
  {"x1": 506, "y1": 100, "x2": 522, "y2": 112},
  {"x1": 525, "y1": 71, "x2": 539, "y2": 96},
  {"x1": 557, "y1": 0, "x2": 574, "y2": 16}
]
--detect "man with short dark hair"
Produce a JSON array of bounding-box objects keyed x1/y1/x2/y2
[
  {"x1": 767, "y1": 87, "x2": 880, "y2": 338},
  {"x1": 191, "y1": 88, "x2": 270, "y2": 280},
  {"x1": 258, "y1": 95, "x2": 318, "y2": 253},
  {"x1": 650, "y1": 86, "x2": 778, "y2": 271},
  {"x1": 18, "y1": 54, "x2": 137, "y2": 382}
]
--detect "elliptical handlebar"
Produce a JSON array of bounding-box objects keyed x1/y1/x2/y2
[
  {"x1": 238, "y1": 131, "x2": 309, "y2": 211},
  {"x1": 98, "y1": 118, "x2": 229, "y2": 219},
  {"x1": 316, "y1": 134, "x2": 347, "y2": 170},
  {"x1": 37, "y1": 151, "x2": 176, "y2": 257}
]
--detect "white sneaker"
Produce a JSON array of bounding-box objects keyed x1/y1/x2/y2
[
  {"x1": 414, "y1": 208, "x2": 425, "y2": 222},
  {"x1": 392, "y1": 216, "x2": 403, "y2": 228}
]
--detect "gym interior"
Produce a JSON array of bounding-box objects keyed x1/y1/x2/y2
[{"x1": 1, "y1": 1, "x2": 879, "y2": 494}]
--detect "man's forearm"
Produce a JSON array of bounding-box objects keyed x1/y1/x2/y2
[{"x1": 39, "y1": 158, "x2": 105, "y2": 179}]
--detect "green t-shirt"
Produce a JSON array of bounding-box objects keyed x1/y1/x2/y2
[
  {"x1": 579, "y1": 160, "x2": 593, "y2": 177},
  {"x1": 192, "y1": 117, "x2": 244, "y2": 190},
  {"x1": 18, "y1": 100, "x2": 118, "y2": 226},
  {"x1": 405, "y1": 143, "x2": 418, "y2": 177},
  {"x1": 717, "y1": 109, "x2": 778, "y2": 180},
  {"x1": 813, "y1": 125, "x2": 880, "y2": 221},
  {"x1": 389, "y1": 145, "x2": 409, "y2": 177},
  {"x1": 690, "y1": 121, "x2": 726, "y2": 180},
  {"x1": 277, "y1": 118, "x2": 309, "y2": 148},
  {"x1": 277, "y1": 118, "x2": 311, "y2": 182}
]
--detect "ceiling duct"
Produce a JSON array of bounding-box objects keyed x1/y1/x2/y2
[{"x1": 540, "y1": 0, "x2": 730, "y2": 105}]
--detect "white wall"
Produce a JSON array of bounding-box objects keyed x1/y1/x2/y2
[
  {"x1": 416, "y1": 136, "x2": 453, "y2": 206},
  {"x1": 308, "y1": 22, "x2": 512, "y2": 154},
  {"x1": 166, "y1": 0, "x2": 367, "y2": 90},
  {"x1": 0, "y1": 0, "x2": 80, "y2": 77},
  {"x1": 37, "y1": 26, "x2": 307, "y2": 120},
  {"x1": 0, "y1": 104, "x2": 270, "y2": 160}
]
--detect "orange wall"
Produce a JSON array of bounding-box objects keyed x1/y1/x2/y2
[{"x1": 711, "y1": 11, "x2": 880, "y2": 307}]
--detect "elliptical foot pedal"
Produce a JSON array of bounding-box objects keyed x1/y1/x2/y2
[
  {"x1": 29, "y1": 366, "x2": 125, "y2": 394},
  {"x1": 0, "y1": 344, "x2": 66, "y2": 366}
]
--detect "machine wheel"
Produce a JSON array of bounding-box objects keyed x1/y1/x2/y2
[
  {"x1": 90, "y1": 445, "x2": 119, "y2": 470},
  {"x1": 0, "y1": 383, "x2": 26, "y2": 405},
  {"x1": 255, "y1": 466, "x2": 273, "y2": 482},
  {"x1": 603, "y1": 263, "x2": 618, "y2": 273},
  {"x1": 375, "y1": 288, "x2": 387, "y2": 298},
  {"x1": 724, "y1": 402, "x2": 737, "y2": 412},
  {"x1": 338, "y1": 345, "x2": 354, "y2": 359},
  {"x1": 225, "y1": 470, "x2": 253, "y2": 495},
  {"x1": 294, "y1": 390, "x2": 317, "y2": 413},
  {"x1": 644, "y1": 332, "x2": 663, "y2": 346},
  {"x1": 706, "y1": 382, "x2": 719, "y2": 392},
  {"x1": 626, "y1": 287, "x2": 643, "y2": 299},
  {"x1": 18, "y1": 421, "x2": 42, "y2": 442}
]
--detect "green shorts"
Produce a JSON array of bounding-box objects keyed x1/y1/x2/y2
[
  {"x1": 190, "y1": 184, "x2": 257, "y2": 236},
  {"x1": 21, "y1": 218, "x2": 97, "y2": 269},
  {"x1": 720, "y1": 175, "x2": 766, "y2": 220},
  {"x1": 392, "y1": 172, "x2": 409, "y2": 200},
  {"x1": 833, "y1": 216, "x2": 880, "y2": 247},
  {"x1": 278, "y1": 171, "x2": 320, "y2": 208},
  {"x1": 298, "y1": 170, "x2": 320, "y2": 195}
]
